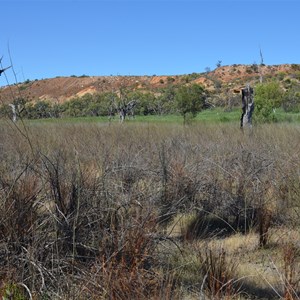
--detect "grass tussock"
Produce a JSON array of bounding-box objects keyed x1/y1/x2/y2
[{"x1": 0, "y1": 121, "x2": 300, "y2": 299}]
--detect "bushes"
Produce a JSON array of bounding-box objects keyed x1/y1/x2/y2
[
  {"x1": 254, "y1": 81, "x2": 284, "y2": 122},
  {"x1": 282, "y1": 83, "x2": 300, "y2": 113},
  {"x1": 254, "y1": 81, "x2": 300, "y2": 119},
  {"x1": 0, "y1": 82, "x2": 210, "y2": 120}
]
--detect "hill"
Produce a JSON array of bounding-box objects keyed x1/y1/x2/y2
[{"x1": 0, "y1": 64, "x2": 299, "y2": 105}]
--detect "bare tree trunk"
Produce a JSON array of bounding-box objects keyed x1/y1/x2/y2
[
  {"x1": 240, "y1": 85, "x2": 254, "y2": 129},
  {"x1": 259, "y1": 47, "x2": 264, "y2": 83},
  {"x1": 9, "y1": 103, "x2": 17, "y2": 122}
]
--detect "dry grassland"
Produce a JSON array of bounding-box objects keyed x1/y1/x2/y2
[{"x1": 0, "y1": 120, "x2": 299, "y2": 299}]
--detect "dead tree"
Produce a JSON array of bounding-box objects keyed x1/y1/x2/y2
[
  {"x1": 0, "y1": 56, "x2": 11, "y2": 76},
  {"x1": 240, "y1": 85, "x2": 254, "y2": 129},
  {"x1": 125, "y1": 100, "x2": 137, "y2": 119},
  {"x1": 259, "y1": 47, "x2": 264, "y2": 83},
  {"x1": 119, "y1": 100, "x2": 137, "y2": 122},
  {"x1": 8, "y1": 103, "x2": 25, "y2": 123},
  {"x1": 0, "y1": 66, "x2": 11, "y2": 76},
  {"x1": 8, "y1": 104, "x2": 17, "y2": 122},
  {"x1": 119, "y1": 107, "x2": 126, "y2": 123}
]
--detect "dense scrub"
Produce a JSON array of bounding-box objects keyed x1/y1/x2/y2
[{"x1": 0, "y1": 121, "x2": 300, "y2": 299}]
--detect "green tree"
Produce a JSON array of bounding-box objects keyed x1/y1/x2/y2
[
  {"x1": 34, "y1": 100, "x2": 52, "y2": 118},
  {"x1": 254, "y1": 81, "x2": 283, "y2": 122},
  {"x1": 126, "y1": 91, "x2": 157, "y2": 115},
  {"x1": 61, "y1": 97, "x2": 89, "y2": 117},
  {"x1": 103, "y1": 92, "x2": 120, "y2": 116},
  {"x1": 0, "y1": 104, "x2": 11, "y2": 118},
  {"x1": 156, "y1": 86, "x2": 177, "y2": 115},
  {"x1": 175, "y1": 84, "x2": 206, "y2": 124}
]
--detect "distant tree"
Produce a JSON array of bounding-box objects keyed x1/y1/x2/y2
[
  {"x1": 0, "y1": 104, "x2": 11, "y2": 118},
  {"x1": 103, "y1": 92, "x2": 120, "y2": 117},
  {"x1": 175, "y1": 84, "x2": 206, "y2": 124},
  {"x1": 205, "y1": 67, "x2": 211, "y2": 74},
  {"x1": 156, "y1": 86, "x2": 177, "y2": 115},
  {"x1": 260, "y1": 47, "x2": 265, "y2": 66},
  {"x1": 214, "y1": 80, "x2": 222, "y2": 90},
  {"x1": 127, "y1": 91, "x2": 156, "y2": 115},
  {"x1": 61, "y1": 96, "x2": 92, "y2": 117},
  {"x1": 204, "y1": 67, "x2": 211, "y2": 79},
  {"x1": 86, "y1": 94, "x2": 103, "y2": 116},
  {"x1": 251, "y1": 62, "x2": 259, "y2": 72},
  {"x1": 34, "y1": 100, "x2": 52, "y2": 118},
  {"x1": 51, "y1": 102, "x2": 61, "y2": 118},
  {"x1": 216, "y1": 60, "x2": 222, "y2": 68},
  {"x1": 167, "y1": 76, "x2": 175, "y2": 84}
]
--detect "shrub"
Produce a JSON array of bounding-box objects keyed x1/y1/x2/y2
[
  {"x1": 167, "y1": 76, "x2": 175, "y2": 83},
  {"x1": 198, "y1": 247, "x2": 240, "y2": 299},
  {"x1": 282, "y1": 84, "x2": 300, "y2": 112},
  {"x1": 175, "y1": 83, "x2": 206, "y2": 124},
  {"x1": 254, "y1": 81, "x2": 283, "y2": 122},
  {"x1": 282, "y1": 242, "x2": 300, "y2": 300},
  {"x1": 277, "y1": 72, "x2": 286, "y2": 81},
  {"x1": 291, "y1": 64, "x2": 300, "y2": 71}
]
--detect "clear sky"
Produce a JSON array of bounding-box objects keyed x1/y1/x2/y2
[{"x1": 0, "y1": 0, "x2": 299, "y2": 85}]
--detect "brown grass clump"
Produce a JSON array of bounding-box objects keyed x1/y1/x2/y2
[
  {"x1": 282, "y1": 242, "x2": 300, "y2": 300},
  {"x1": 198, "y1": 247, "x2": 241, "y2": 299},
  {"x1": 87, "y1": 210, "x2": 177, "y2": 300}
]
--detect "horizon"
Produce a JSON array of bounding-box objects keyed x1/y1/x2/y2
[
  {"x1": 1, "y1": 0, "x2": 299, "y2": 86},
  {"x1": 1, "y1": 62, "x2": 298, "y2": 81}
]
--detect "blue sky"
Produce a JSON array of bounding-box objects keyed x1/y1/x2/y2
[{"x1": 0, "y1": 0, "x2": 299, "y2": 85}]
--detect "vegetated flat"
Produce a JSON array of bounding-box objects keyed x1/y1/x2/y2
[
  {"x1": 14, "y1": 107, "x2": 300, "y2": 126},
  {"x1": 0, "y1": 119, "x2": 300, "y2": 299}
]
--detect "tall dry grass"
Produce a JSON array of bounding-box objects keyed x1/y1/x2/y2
[{"x1": 0, "y1": 121, "x2": 299, "y2": 299}]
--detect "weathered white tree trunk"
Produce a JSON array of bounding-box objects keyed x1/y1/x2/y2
[{"x1": 8, "y1": 104, "x2": 17, "y2": 122}]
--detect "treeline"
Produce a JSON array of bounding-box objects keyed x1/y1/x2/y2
[
  {"x1": 0, "y1": 84, "x2": 207, "y2": 120},
  {"x1": 1, "y1": 80, "x2": 300, "y2": 121}
]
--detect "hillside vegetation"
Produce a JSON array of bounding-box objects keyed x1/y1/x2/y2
[{"x1": 1, "y1": 64, "x2": 300, "y2": 121}]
